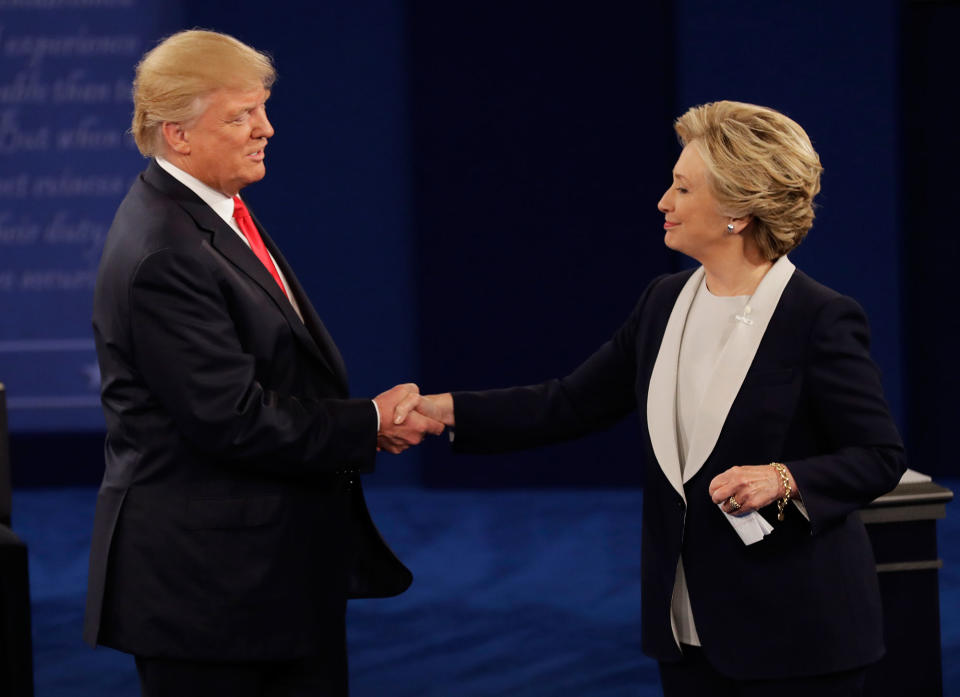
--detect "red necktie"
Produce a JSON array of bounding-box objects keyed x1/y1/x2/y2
[{"x1": 232, "y1": 196, "x2": 288, "y2": 297}]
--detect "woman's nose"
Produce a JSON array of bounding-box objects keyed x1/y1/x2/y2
[{"x1": 657, "y1": 188, "x2": 672, "y2": 212}]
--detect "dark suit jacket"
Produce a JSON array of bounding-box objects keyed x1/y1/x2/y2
[
  {"x1": 84, "y1": 160, "x2": 404, "y2": 660},
  {"x1": 450, "y1": 264, "x2": 906, "y2": 680}
]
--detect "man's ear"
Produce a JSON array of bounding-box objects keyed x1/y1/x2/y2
[{"x1": 161, "y1": 121, "x2": 190, "y2": 155}]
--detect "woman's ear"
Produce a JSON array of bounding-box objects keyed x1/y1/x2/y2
[{"x1": 728, "y1": 214, "x2": 753, "y2": 235}]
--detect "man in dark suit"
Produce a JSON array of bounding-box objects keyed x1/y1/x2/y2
[{"x1": 83, "y1": 29, "x2": 442, "y2": 697}]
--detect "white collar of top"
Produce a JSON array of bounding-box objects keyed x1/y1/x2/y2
[
  {"x1": 646, "y1": 255, "x2": 796, "y2": 502},
  {"x1": 732, "y1": 254, "x2": 796, "y2": 333}
]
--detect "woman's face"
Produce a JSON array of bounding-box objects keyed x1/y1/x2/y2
[{"x1": 657, "y1": 143, "x2": 731, "y2": 263}]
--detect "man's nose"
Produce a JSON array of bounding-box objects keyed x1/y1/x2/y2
[{"x1": 253, "y1": 109, "x2": 274, "y2": 139}]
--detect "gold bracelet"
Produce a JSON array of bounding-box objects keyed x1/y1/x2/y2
[{"x1": 770, "y1": 462, "x2": 791, "y2": 521}]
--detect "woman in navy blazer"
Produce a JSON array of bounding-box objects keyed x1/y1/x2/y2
[{"x1": 399, "y1": 101, "x2": 906, "y2": 695}]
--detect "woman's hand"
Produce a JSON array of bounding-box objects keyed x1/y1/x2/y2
[
  {"x1": 393, "y1": 392, "x2": 456, "y2": 428},
  {"x1": 709, "y1": 464, "x2": 797, "y2": 516}
]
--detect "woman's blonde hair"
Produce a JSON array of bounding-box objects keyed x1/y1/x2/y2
[
  {"x1": 131, "y1": 29, "x2": 276, "y2": 157},
  {"x1": 674, "y1": 101, "x2": 822, "y2": 260}
]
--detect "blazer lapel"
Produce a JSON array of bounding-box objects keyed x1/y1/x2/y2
[
  {"x1": 647, "y1": 267, "x2": 704, "y2": 502},
  {"x1": 681, "y1": 255, "x2": 796, "y2": 483}
]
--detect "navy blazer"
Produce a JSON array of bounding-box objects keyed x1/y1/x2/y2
[
  {"x1": 451, "y1": 266, "x2": 906, "y2": 679},
  {"x1": 84, "y1": 161, "x2": 399, "y2": 660}
]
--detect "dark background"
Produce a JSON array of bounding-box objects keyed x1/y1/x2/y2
[{"x1": 4, "y1": 0, "x2": 957, "y2": 487}]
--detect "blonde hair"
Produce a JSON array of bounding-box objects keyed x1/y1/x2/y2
[
  {"x1": 131, "y1": 29, "x2": 276, "y2": 157},
  {"x1": 674, "y1": 101, "x2": 822, "y2": 260}
]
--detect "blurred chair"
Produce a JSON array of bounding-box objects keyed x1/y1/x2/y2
[{"x1": 0, "y1": 383, "x2": 34, "y2": 696}]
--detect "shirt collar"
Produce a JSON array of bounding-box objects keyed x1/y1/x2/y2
[{"x1": 155, "y1": 156, "x2": 239, "y2": 231}]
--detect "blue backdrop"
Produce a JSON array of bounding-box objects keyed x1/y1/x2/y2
[
  {"x1": 0, "y1": 1, "x2": 181, "y2": 431},
  {"x1": 0, "y1": 0, "x2": 953, "y2": 483}
]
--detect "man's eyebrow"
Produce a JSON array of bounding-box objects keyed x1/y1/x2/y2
[
  {"x1": 234, "y1": 92, "x2": 270, "y2": 112},
  {"x1": 227, "y1": 102, "x2": 257, "y2": 118}
]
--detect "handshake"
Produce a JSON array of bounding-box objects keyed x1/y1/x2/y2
[{"x1": 373, "y1": 384, "x2": 455, "y2": 454}]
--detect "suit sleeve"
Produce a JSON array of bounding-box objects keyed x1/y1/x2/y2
[
  {"x1": 128, "y1": 246, "x2": 377, "y2": 473},
  {"x1": 786, "y1": 295, "x2": 906, "y2": 534},
  {"x1": 450, "y1": 277, "x2": 666, "y2": 453}
]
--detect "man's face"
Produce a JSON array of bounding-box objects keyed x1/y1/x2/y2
[{"x1": 179, "y1": 86, "x2": 274, "y2": 196}]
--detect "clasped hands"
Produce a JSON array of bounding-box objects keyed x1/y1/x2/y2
[{"x1": 373, "y1": 385, "x2": 454, "y2": 454}]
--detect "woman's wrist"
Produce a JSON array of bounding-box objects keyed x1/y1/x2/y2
[
  {"x1": 429, "y1": 392, "x2": 456, "y2": 427},
  {"x1": 770, "y1": 462, "x2": 797, "y2": 520}
]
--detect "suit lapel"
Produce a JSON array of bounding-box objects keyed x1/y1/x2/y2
[
  {"x1": 142, "y1": 162, "x2": 349, "y2": 393},
  {"x1": 681, "y1": 255, "x2": 796, "y2": 483},
  {"x1": 647, "y1": 267, "x2": 704, "y2": 502},
  {"x1": 251, "y1": 212, "x2": 350, "y2": 395}
]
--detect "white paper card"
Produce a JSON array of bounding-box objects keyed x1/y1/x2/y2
[{"x1": 720, "y1": 506, "x2": 774, "y2": 545}]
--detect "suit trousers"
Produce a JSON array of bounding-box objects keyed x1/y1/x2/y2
[
  {"x1": 135, "y1": 615, "x2": 347, "y2": 697},
  {"x1": 659, "y1": 645, "x2": 867, "y2": 697}
]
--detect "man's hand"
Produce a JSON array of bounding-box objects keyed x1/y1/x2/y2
[
  {"x1": 373, "y1": 383, "x2": 446, "y2": 454},
  {"x1": 393, "y1": 392, "x2": 455, "y2": 428}
]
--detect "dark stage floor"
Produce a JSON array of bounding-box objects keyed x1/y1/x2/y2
[{"x1": 13, "y1": 482, "x2": 960, "y2": 696}]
